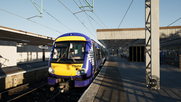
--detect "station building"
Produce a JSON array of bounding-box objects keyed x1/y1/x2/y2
[
  {"x1": 97, "y1": 26, "x2": 181, "y2": 68},
  {"x1": 0, "y1": 26, "x2": 54, "y2": 68}
]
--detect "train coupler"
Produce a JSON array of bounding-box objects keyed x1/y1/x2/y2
[{"x1": 59, "y1": 79, "x2": 71, "y2": 93}]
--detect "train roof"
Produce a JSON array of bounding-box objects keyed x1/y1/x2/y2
[
  {"x1": 54, "y1": 32, "x2": 104, "y2": 48},
  {"x1": 55, "y1": 33, "x2": 91, "y2": 42}
]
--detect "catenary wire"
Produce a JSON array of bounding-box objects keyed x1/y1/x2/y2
[
  {"x1": 118, "y1": 0, "x2": 134, "y2": 28},
  {"x1": 58, "y1": 0, "x2": 97, "y2": 39},
  {"x1": 0, "y1": 8, "x2": 62, "y2": 34},
  {"x1": 78, "y1": 0, "x2": 107, "y2": 47},
  {"x1": 167, "y1": 17, "x2": 181, "y2": 27},
  {"x1": 74, "y1": 0, "x2": 105, "y2": 29},
  {"x1": 74, "y1": 0, "x2": 95, "y2": 32},
  {"x1": 88, "y1": 14, "x2": 105, "y2": 29},
  {"x1": 110, "y1": 0, "x2": 134, "y2": 50},
  {"x1": 74, "y1": 0, "x2": 107, "y2": 47},
  {"x1": 93, "y1": 12, "x2": 107, "y2": 29},
  {"x1": 58, "y1": 0, "x2": 106, "y2": 47},
  {"x1": 80, "y1": 0, "x2": 107, "y2": 29},
  {"x1": 34, "y1": 2, "x2": 73, "y2": 31},
  {"x1": 81, "y1": 1, "x2": 96, "y2": 32}
]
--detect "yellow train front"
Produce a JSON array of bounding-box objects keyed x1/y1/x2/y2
[{"x1": 48, "y1": 33, "x2": 105, "y2": 91}]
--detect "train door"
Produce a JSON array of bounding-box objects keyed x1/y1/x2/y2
[
  {"x1": 99, "y1": 48, "x2": 103, "y2": 64},
  {"x1": 93, "y1": 43, "x2": 97, "y2": 73}
]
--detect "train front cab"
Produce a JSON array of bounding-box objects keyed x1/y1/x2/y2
[{"x1": 48, "y1": 34, "x2": 102, "y2": 89}]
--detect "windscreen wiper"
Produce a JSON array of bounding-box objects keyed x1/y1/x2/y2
[
  {"x1": 69, "y1": 53, "x2": 76, "y2": 62},
  {"x1": 57, "y1": 52, "x2": 66, "y2": 62}
]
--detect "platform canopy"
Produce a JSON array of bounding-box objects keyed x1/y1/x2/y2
[
  {"x1": 97, "y1": 26, "x2": 181, "y2": 50},
  {"x1": 0, "y1": 26, "x2": 55, "y2": 47}
]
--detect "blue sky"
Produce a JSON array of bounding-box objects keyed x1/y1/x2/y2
[{"x1": 0, "y1": 0, "x2": 181, "y2": 45}]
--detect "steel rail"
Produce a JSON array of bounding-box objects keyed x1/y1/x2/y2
[
  {"x1": 46, "y1": 92, "x2": 60, "y2": 102},
  {"x1": 6, "y1": 83, "x2": 47, "y2": 102}
]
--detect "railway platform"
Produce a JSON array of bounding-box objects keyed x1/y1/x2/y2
[
  {"x1": 79, "y1": 55, "x2": 181, "y2": 102},
  {"x1": 0, "y1": 61, "x2": 48, "y2": 92}
]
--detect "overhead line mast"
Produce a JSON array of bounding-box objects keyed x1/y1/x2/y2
[{"x1": 145, "y1": 0, "x2": 160, "y2": 90}]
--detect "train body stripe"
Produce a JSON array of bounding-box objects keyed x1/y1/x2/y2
[{"x1": 55, "y1": 36, "x2": 86, "y2": 42}]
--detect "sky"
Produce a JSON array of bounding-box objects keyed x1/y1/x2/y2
[{"x1": 0, "y1": 0, "x2": 181, "y2": 46}]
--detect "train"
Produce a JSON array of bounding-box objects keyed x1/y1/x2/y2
[{"x1": 47, "y1": 33, "x2": 106, "y2": 92}]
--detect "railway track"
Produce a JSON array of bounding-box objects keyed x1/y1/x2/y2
[
  {"x1": 46, "y1": 92, "x2": 60, "y2": 102},
  {"x1": 0, "y1": 62, "x2": 104, "y2": 102},
  {"x1": 7, "y1": 83, "x2": 47, "y2": 102},
  {"x1": 46, "y1": 87, "x2": 87, "y2": 102},
  {"x1": 0, "y1": 77, "x2": 90, "y2": 102},
  {"x1": 45, "y1": 70, "x2": 101, "y2": 102},
  {"x1": 0, "y1": 78, "x2": 48, "y2": 102},
  {"x1": 3, "y1": 81, "x2": 87, "y2": 102},
  {"x1": 0, "y1": 77, "x2": 89, "y2": 102}
]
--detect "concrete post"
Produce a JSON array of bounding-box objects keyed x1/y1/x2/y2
[
  {"x1": 145, "y1": 0, "x2": 160, "y2": 89},
  {"x1": 151, "y1": 0, "x2": 160, "y2": 89}
]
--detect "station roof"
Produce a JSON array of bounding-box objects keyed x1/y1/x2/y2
[
  {"x1": 0, "y1": 26, "x2": 55, "y2": 47},
  {"x1": 97, "y1": 26, "x2": 181, "y2": 50}
]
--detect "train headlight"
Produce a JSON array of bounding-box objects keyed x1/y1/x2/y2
[
  {"x1": 76, "y1": 69, "x2": 85, "y2": 75},
  {"x1": 48, "y1": 67, "x2": 55, "y2": 74},
  {"x1": 80, "y1": 70, "x2": 85, "y2": 74}
]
